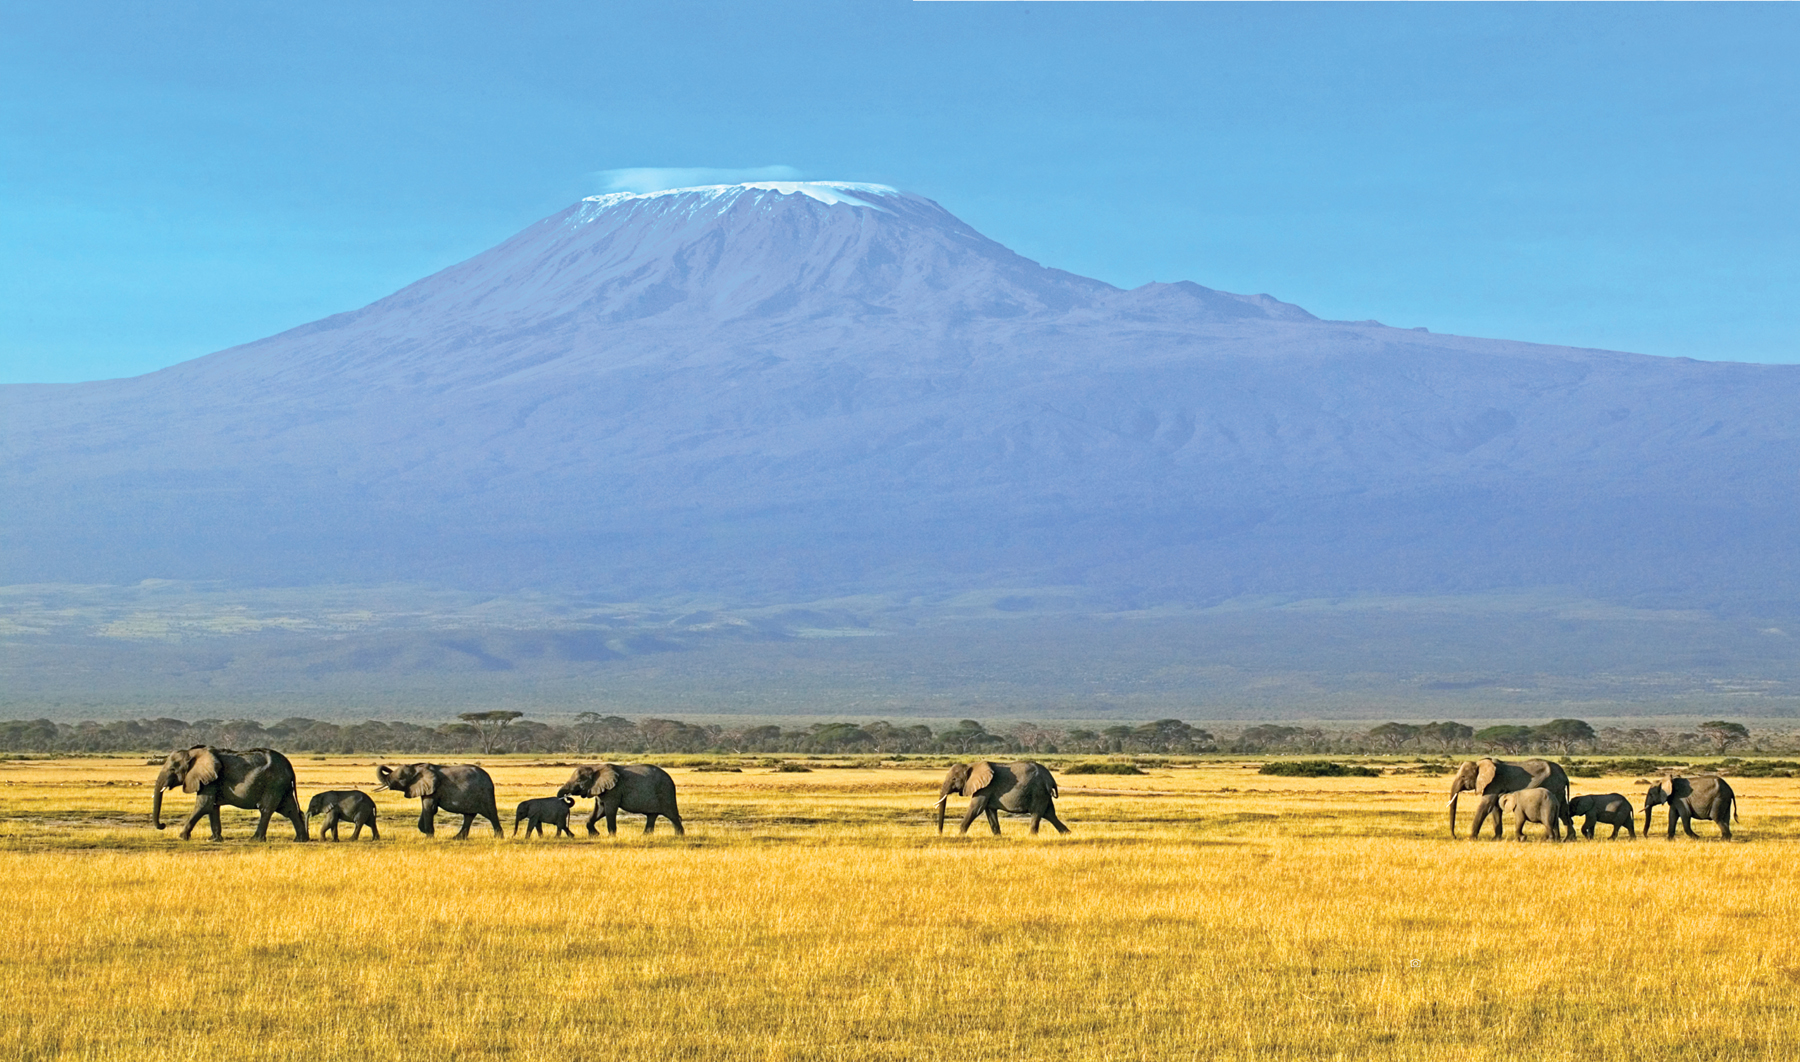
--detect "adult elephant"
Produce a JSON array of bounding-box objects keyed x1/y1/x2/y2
[
  {"x1": 375, "y1": 763, "x2": 503, "y2": 838},
  {"x1": 152, "y1": 746, "x2": 308, "y2": 842},
  {"x1": 1446, "y1": 758, "x2": 1571, "y2": 839},
  {"x1": 936, "y1": 760, "x2": 1068, "y2": 835},
  {"x1": 557, "y1": 764, "x2": 684, "y2": 835},
  {"x1": 1644, "y1": 775, "x2": 1736, "y2": 840}
]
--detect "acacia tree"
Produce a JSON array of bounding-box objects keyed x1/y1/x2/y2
[
  {"x1": 1698, "y1": 721, "x2": 1750, "y2": 754},
  {"x1": 458, "y1": 710, "x2": 525, "y2": 755},
  {"x1": 1536, "y1": 718, "x2": 1597, "y2": 755},
  {"x1": 1475, "y1": 725, "x2": 1535, "y2": 754}
]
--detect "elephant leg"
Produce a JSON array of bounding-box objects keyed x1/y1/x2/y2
[
  {"x1": 1028, "y1": 810, "x2": 1043, "y2": 835},
  {"x1": 1549, "y1": 816, "x2": 1562, "y2": 842},
  {"x1": 985, "y1": 806, "x2": 1002, "y2": 835},
  {"x1": 557, "y1": 821, "x2": 573, "y2": 837},
  {"x1": 643, "y1": 813, "x2": 658, "y2": 835},
  {"x1": 279, "y1": 792, "x2": 308, "y2": 841},
  {"x1": 1581, "y1": 818, "x2": 1595, "y2": 839},
  {"x1": 605, "y1": 806, "x2": 620, "y2": 836},
  {"x1": 958, "y1": 796, "x2": 985, "y2": 835},
  {"x1": 322, "y1": 810, "x2": 340, "y2": 841},
  {"x1": 487, "y1": 811, "x2": 502, "y2": 837},
  {"x1": 1043, "y1": 805, "x2": 1070, "y2": 834},
  {"x1": 1716, "y1": 811, "x2": 1732, "y2": 841},
  {"x1": 208, "y1": 805, "x2": 223, "y2": 842},
  {"x1": 366, "y1": 816, "x2": 379, "y2": 840},
  {"x1": 417, "y1": 797, "x2": 437, "y2": 836},
  {"x1": 251, "y1": 803, "x2": 275, "y2": 841},
  {"x1": 586, "y1": 800, "x2": 603, "y2": 836},
  {"x1": 668, "y1": 811, "x2": 685, "y2": 836},
  {"x1": 1472, "y1": 795, "x2": 1501, "y2": 839},
  {"x1": 179, "y1": 797, "x2": 210, "y2": 840},
  {"x1": 454, "y1": 813, "x2": 475, "y2": 840}
]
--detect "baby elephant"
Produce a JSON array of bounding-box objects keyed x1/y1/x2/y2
[
  {"x1": 1567, "y1": 793, "x2": 1636, "y2": 839},
  {"x1": 1498, "y1": 787, "x2": 1564, "y2": 841},
  {"x1": 514, "y1": 795, "x2": 576, "y2": 838},
  {"x1": 307, "y1": 790, "x2": 379, "y2": 841}
]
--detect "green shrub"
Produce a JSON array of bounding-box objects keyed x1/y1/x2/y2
[
  {"x1": 772, "y1": 763, "x2": 813, "y2": 773},
  {"x1": 1062, "y1": 763, "x2": 1147, "y2": 775},
  {"x1": 1258, "y1": 761, "x2": 1381, "y2": 778},
  {"x1": 1725, "y1": 760, "x2": 1800, "y2": 778}
]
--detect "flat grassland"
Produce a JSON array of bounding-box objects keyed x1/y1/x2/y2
[{"x1": 2, "y1": 756, "x2": 1797, "y2": 1061}]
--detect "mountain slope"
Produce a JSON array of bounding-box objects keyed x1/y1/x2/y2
[{"x1": 3, "y1": 181, "x2": 1798, "y2": 613}]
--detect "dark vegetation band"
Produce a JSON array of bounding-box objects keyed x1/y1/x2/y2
[{"x1": 0, "y1": 714, "x2": 1776, "y2": 759}]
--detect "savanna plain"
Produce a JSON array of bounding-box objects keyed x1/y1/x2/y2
[{"x1": 2, "y1": 755, "x2": 1797, "y2": 1061}]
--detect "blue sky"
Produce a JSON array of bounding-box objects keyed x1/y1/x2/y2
[{"x1": 2, "y1": 2, "x2": 1796, "y2": 383}]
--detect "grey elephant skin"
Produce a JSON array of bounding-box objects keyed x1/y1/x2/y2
[
  {"x1": 936, "y1": 760, "x2": 1069, "y2": 835},
  {"x1": 514, "y1": 796, "x2": 576, "y2": 838},
  {"x1": 1644, "y1": 776, "x2": 1736, "y2": 839},
  {"x1": 1447, "y1": 758, "x2": 1572, "y2": 839},
  {"x1": 558, "y1": 764, "x2": 684, "y2": 835},
  {"x1": 308, "y1": 790, "x2": 379, "y2": 841},
  {"x1": 152, "y1": 746, "x2": 308, "y2": 842},
  {"x1": 1498, "y1": 787, "x2": 1564, "y2": 841},
  {"x1": 1567, "y1": 793, "x2": 1635, "y2": 839},
  {"x1": 376, "y1": 763, "x2": 503, "y2": 838}
]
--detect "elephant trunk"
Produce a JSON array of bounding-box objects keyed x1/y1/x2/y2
[
  {"x1": 1644, "y1": 804, "x2": 1653, "y2": 835},
  {"x1": 1447, "y1": 791, "x2": 1461, "y2": 837},
  {"x1": 935, "y1": 791, "x2": 951, "y2": 834},
  {"x1": 152, "y1": 782, "x2": 167, "y2": 830}
]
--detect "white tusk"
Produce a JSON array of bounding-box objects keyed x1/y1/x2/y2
[{"x1": 1446, "y1": 795, "x2": 1460, "y2": 807}]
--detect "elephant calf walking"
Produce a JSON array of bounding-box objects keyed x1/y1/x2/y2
[
  {"x1": 1567, "y1": 793, "x2": 1634, "y2": 839},
  {"x1": 308, "y1": 790, "x2": 380, "y2": 841},
  {"x1": 1499, "y1": 788, "x2": 1564, "y2": 841},
  {"x1": 937, "y1": 760, "x2": 1068, "y2": 836},
  {"x1": 514, "y1": 796, "x2": 576, "y2": 838}
]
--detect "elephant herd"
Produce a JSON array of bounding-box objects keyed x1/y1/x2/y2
[
  {"x1": 149, "y1": 746, "x2": 1061, "y2": 842},
  {"x1": 150, "y1": 747, "x2": 689, "y2": 842},
  {"x1": 1446, "y1": 756, "x2": 1738, "y2": 841},
  {"x1": 148, "y1": 746, "x2": 1742, "y2": 845}
]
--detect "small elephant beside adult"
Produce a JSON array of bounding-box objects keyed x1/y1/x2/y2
[
  {"x1": 376, "y1": 763, "x2": 503, "y2": 838},
  {"x1": 558, "y1": 764, "x2": 684, "y2": 835},
  {"x1": 514, "y1": 796, "x2": 577, "y2": 838},
  {"x1": 1567, "y1": 793, "x2": 1635, "y2": 840},
  {"x1": 1645, "y1": 776, "x2": 1736, "y2": 840},
  {"x1": 936, "y1": 760, "x2": 1068, "y2": 835},
  {"x1": 1446, "y1": 758, "x2": 1572, "y2": 839},
  {"x1": 152, "y1": 746, "x2": 309, "y2": 842},
  {"x1": 1498, "y1": 788, "x2": 1564, "y2": 841},
  {"x1": 308, "y1": 790, "x2": 380, "y2": 841}
]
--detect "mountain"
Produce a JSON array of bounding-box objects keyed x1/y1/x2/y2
[{"x1": 3, "y1": 181, "x2": 1800, "y2": 719}]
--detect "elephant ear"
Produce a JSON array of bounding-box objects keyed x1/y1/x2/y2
[
  {"x1": 1475, "y1": 759, "x2": 1499, "y2": 795},
  {"x1": 963, "y1": 761, "x2": 995, "y2": 797},
  {"x1": 183, "y1": 748, "x2": 220, "y2": 793},
  {"x1": 594, "y1": 765, "x2": 620, "y2": 794},
  {"x1": 408, "y1": 768, "x2": 437, "y2": 799}
]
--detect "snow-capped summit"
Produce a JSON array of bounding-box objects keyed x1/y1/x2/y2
[
  {"x1": 578, "y1": 180, "x2": 903, "y2": 212},
  {"x1": 160, "y1": 181, "x2": 1308, "y2": 391},
  {"x1": 2, "y1": 181, "x2": 1797, "y2": 616}
]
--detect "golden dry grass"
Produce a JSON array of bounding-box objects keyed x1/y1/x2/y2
[{"x1": 2, "y1": 756, "x2": 1798, "y2": 1061}]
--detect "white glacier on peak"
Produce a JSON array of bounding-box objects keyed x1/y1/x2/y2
[{"x1": 578, "y1": 180, "x2": 900, "y2": 216}]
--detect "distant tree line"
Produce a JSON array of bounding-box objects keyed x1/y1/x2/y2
[{"x1": 0, "y1": 714, "x2": 1772, "y2": 757}]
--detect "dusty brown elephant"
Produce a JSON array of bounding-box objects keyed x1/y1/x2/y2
[
  {"x1": 152, "y1": 746, "x2": 308, "y2": 842},
  {"x1": 1446, "y1": 757, "x2": 1572, "y2": 839},
  {"x1": 936, "y1": 760, "x2": 1068, "y2": 836}
]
